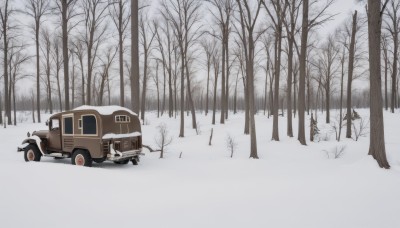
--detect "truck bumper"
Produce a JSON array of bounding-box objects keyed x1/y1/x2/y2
[{"x1": 107, "y1": 144, "x2": 143, "y2": 161}]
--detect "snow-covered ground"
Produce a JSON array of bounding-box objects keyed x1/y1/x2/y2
[{"x1": 0, "y1": 110, "x2": 399, "y2": 228}]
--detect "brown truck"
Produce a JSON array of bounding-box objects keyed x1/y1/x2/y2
[{"x1": 17, "y1": 106, "x2": 143, "y2": 167}]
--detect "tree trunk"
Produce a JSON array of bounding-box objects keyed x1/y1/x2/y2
[
  {"x1": 131, "y1": 0, "x2": 140, "y2": 113},
  {"x1": 141, "y1": 51, "x2": 148, "y2": 121},
  {"x1": 35, "y1": 20, "x2": 41, "y2": 122},
  {"x1": 31, "y1": 94, "x2": 35, "y2": 124},
  {"x1": 243, "y1": 76, "x2": 249, "y2": 134},
  {"x1": 0, "y1": 93, "x2": 3, "y2": 125},
  {"x1": 119, "y1": 1, "x2": 125, "y2": 107},
  {"x1": 212, "y1": 61, "x2": 219, "y2": 125},
  {"x1": 220, "y1": 33, "x2": 226, "y2": 124},
  {"x1": 179, "y1": 47, "x2": 185, "y2": 137},
  {"x1": 12, "y1": 82, "x2": 16, "y2": 125},
  {"x1": 346, "y1": 11, "x2": 358, "y2": 138},
  {"x1": 186, "y1": 62, "x2": 197, "y2": 129},
  {"x1": 384, "y1": 43, "x2": 388, "y2": 110},
  {"x1": 338, "y1": 48, "x2": 345, "y2": 141},
  {"x1": 206, "y1": 61, "x2": 210, "y2": 116},
  {"x1": 391, "y1": 28, "x2": 398, "y2": 113},
  {"x1": 56, "y1": 69, "x2": 62, "y2": 112},
  {"x1": 367, "y1": 0, "x2": 389, "y2": 169},
  {"x1": 248, "y1": 35, "x2": 258, "y2": 159},
  {"x1": 62, "y1": 0, "x2": 70, "y2": 110},
  {"x1": 225, "y1": 32, "x2": 230, "y2": 120},
  {"x1": 286, "y1": 14, "x2": 294, "y2": 137},
  {"x1": 272, "y1": 21, "x2": 282, "y2": 141},
  {"x1": 298, "y1": 0, "x2": 308, "y2": 145}
]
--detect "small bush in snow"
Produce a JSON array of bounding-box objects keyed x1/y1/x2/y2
[
  {"x1": 226, "y1": 134, "x2": 238, "y2": 158},
  {"x1": 324, "y1": 145, "x2": 346, "y2": 159},
  {"x1": 196, "y1": 121, "x2": 202, "y2": 135},
  {"x1": 154, "y1": 123, "x2": 173, "y2": 159},
  {"x1": 352, "y1": 117, "x2": 369, "y2": 141}
]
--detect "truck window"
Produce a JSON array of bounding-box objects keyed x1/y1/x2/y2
[
  {"x1": 63, "y1": 117, "x2": 73, "y2": 135},
  {"x1": 51, "y1": 119, "x2": 59, "y2": 131},
  {"x1": 82, "y1": 115, "x2": 97, "y2": 135},
  {"x1": 115, "y1": 115, "x2": 130, "y2": 123}
]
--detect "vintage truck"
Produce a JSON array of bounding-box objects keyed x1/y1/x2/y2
[{"x1": 18, "y1": 106, "x2": 143, "y2": 167}]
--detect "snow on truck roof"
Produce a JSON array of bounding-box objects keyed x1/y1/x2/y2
[{"x1": 73, "y1": 105, "x2": 137, "y2": 116}]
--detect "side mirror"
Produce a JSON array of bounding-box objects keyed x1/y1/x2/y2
[
  {"x1": 46, "y1": 120, "x2": 49, "y2": 126},
  {"x1": 27, "y1": 132, "x2": 31, "y2": 137}
]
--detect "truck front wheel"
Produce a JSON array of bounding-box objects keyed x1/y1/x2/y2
[
  {"x1": 24, "y1": 144, "x2": 42, "y2": 162},
  {"x1": 71, "y1": 149, "x2": 92, "y2": 167}
]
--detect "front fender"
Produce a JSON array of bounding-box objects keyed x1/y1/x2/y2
[{"x1": 17, "y1": 136, "x2": 45, "y2": 155}]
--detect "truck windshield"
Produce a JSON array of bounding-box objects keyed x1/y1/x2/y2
[{"x1": 51, "y1": 119, "x2": 59, "y2": 131}]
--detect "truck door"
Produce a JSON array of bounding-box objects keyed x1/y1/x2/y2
[
  {"x1": 48, "y1": 118, "x2": 62, "y2": 151},
  {"x1": 62, "y1": 114, "x2": 74, "y2": 152}
]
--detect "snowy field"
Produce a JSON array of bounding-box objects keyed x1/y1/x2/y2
[{"x1": 0, "y1": 109, "x2": 400, "y2": 228}]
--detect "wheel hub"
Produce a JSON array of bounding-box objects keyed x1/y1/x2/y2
[
  {"x1": 27, "y1": 150, "x2": 35, "y2": 161},
  {"x1": 75, "y1": 154, "x2": 85, "y2": 166}
]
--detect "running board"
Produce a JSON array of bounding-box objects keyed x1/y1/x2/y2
[{"x1": 44, "y1": 153, "x2": 69, "y2": 158}]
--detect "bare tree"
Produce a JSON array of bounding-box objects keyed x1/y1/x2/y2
[
  {"x1": 384, "y1": 0, "x2": 400, "y2": 113},
  {"x1": 98, "y1": 46, "x2": 117, "y2": 105},
  {"x1": 56, "y1": 0, "x2": 78, "y2": 111},
  {"x1": 109, "y1": 0, "x2": 130, "y2": 107},
  {"x1": 382, "y1": 33, "x2": 389, "y2": 110},
  {"x1": 139, "y1": 13, "x2": 156, "y2": 121},
  {"x1": 162, "y1": 0, "x2": 202, "y2": 137},
  {"x1": 263, "y1": 0, "x2": 288, "y2": 141},
  {"x1": 70, "y1": 37, "x2": 86, "y2": 106},
  {"x1": 367, "y1": 0, "x2": 390, "y2": 169},
  {"x1": 298, "y1": 0, "x2": 309, "y2": 145},
  {"x1": 206, "y1": 0, "x2": 235, "y2": 124},
  {"x1": 131, "y1": 0, "x2": 140, "y2": 113},
  {"x1": 40, "y1": 27, "x2": 53, "y2": 113},
  {"x1": 283, "y1": 0, "x2": 301, "y2": 137},
  {"x1": 0, "y1": 0, "x2": 13, "y2": 125},
  {"x1": 200, "y1": 38, "x2": 216, "y2": 116},
  {"x1": 80, "y1": 0, "x2": 108, "y2": 105},
  {"x1": 23, "y1": 0, "x2": 50, "y2": 122},
  {"x1": 297, "y1": 0, "x2": 335, "y2": 145},
  {"x1": 345, "y1": 11, "x2": 358, "y2": 138},
  {"x1": 235, "y1": 0, "x2": 262, "y2": 159},
  {"x1": 212, "y1": 46, "x2": 220, "y2": 125},
  {"x1": 313, "y1": 36, "x2": 340, "y2": 124},
  {"x1": 155, "y1": 123, "x2": 173, "y2": 159},
  {"x1": 9, "y1": 42, "x2": 31, "y2": 125},
  {"x1": 152, "y1": 59, "x2": 161, "y2": 117},
  {"x1": 52, "y1": 35, "x2": 63, "y2": 111}
]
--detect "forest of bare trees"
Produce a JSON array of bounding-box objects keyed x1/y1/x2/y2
[{"x1": 0, "y1": 0, "x2": 396, "y2": 168}]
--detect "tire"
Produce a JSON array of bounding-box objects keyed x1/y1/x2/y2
[
  {"x1": 93, "y1": 157, "x2": 106, "y2": 164},
  {"x1": 131, "y1": 157, "x2": 139, "y2": 165},
  {"x1": 24, "y1": 144, "x2": 42, "y2": 162},
  {"x1": 114, "y1": 159, "x2": 129, "y2": 165},
  {"x1": 71, "y1": 149, "x2": 92, "y2": 167}
]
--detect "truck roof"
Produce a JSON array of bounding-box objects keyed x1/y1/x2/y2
[{"x1": 73, "y1": 105, "x2": 138, "y2": 116}]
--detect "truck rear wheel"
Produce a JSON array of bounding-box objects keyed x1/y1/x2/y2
[
  {"x1": 114, "y1": 159, "x2": 129, "y2": 165},
  {"x1": 71, "y1": 149, "x2": 92, "y2": 167},
  {"x1": 24, "y1": 144, "x2": 42, "y2": 162}
]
